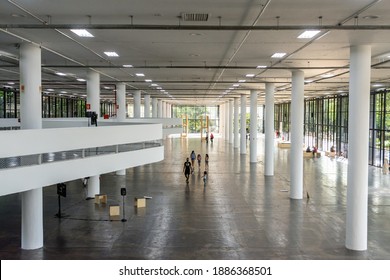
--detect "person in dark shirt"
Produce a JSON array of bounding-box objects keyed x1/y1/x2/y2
[{"x1": 183, "y1": 158, "x2": 192, "y2": 183}]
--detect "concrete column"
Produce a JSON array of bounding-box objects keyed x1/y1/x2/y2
[
  {"x1": 162, "y1": 101, "x2": 166, "y2": 118},
  {"x1": 225, "y1": 101, "x2": 229, "y2": 141},
  {"x1": 346, "y1": 45, "x2": 371, "y2": 251},
  {"x1": 290, "y1": 70, "x2": 304, "y2": 199},
  {"x1": 87, "y1": 175, "x2": 100, "y2": 198},
  {"x1": 219, "y1": 103, "x2": 224, "y2": 138},
  {"x1": 152, "y1": 98, "x2": 158, "y2": 118},
  {"x1": 234, "y1": 97, "x2": 239, "y2": 149},
  {"x1": 229, "y1": 100, "x2": 234, "y2": 144},
  {"x1": 87, "y1": 70, "x2": 100, "y2": 117},
  {"x1": 240, "y1": 95, "x2": 247, "y2": 154},
  {"x1": 265, "y1": 83, "x2": 275, "y2": 176},
  {"x1": 158, "y1": 99, "x2": 163, "y2": 118},
  {"x1": 133, "y1": 90, "x2": 141, "y2": 118},
  {"x1": 115, "y1": 83, "x2": 126, "y2": 175},
  {"x1": 166, "y1": 102, "x2": 170, "y2": 118},
  {"x1": 19, "y1": 43, "x2": 43, "y2": 250},
  {"x1": 116, "y1": 83, "x2": 126, "y2": 121},
  {"x1": 144, "y1": 94, "x2": 151, "y2": 118},
  {"x1": 250, "y1": 90, "x2": 258, "y2": 163}
]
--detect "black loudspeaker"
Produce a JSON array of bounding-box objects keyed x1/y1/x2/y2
[
  {"x1": 57, "y1": 183, "x2": 66, "y2": 197},
  {"x1": 121, "y1": 188, "x2": 126, "y2": 196}
]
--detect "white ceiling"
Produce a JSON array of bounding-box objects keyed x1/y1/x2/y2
[{"x1": 1, "y1": 0, "x2": 390, "y2": 105}]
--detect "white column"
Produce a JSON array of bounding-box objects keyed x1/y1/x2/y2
[
  {"x1": 162, "y1": 101, "x2": 166, "y2": 118},
  {"x1": 346, "y1": 45, "x2": 371, "y2": 251},
  {"x1": 229, "y1": 100, "x2": 234, "y2": 144},
  {"x1": 144, "y1": 94, "x2": 151, "y2": 118},
  {"x1": 133, "y1": 90, "x2": 141, "y2": 118},
  {"x1": 152, "y1": 98, "x2": 158, "y2": 118},
  {"x1": 116, "y1": 83, "x2": 126, "y2": 175},
  {"x1": 290, "y1": 70, "x2": 304, "y2": 199},
  {"x1": 234, "y1": 97, "x2": 239, "y2": 149},
  {"x1": 87, "y1": 175, "x2": 100, "y2": 198},
  {"x1": 166, "y1": 102, "x2": 170, "y2": 118},
  {"x1": 240, "y1": 95, "x2": 247, "y2": 154},
  {"x1": 250, "y1": 90, "x2": 258, "y2": 163},
  {"x1": 87, "y1": 70, "x2": 101, "y2": 192},
  {"x1": 158, "y1": 99, "x2": 163, "y2": 118},
  {"x1": 265, "y1": 83, "x2": 275, "y2": 176},
  {"x1": 225, "y1": 101, "x2": 229, "y2": 141},
  {"x1": 116, "y1": 83, "x2": 126, "y2": 121},
  {"x1": 19, "y1": 43, "x2": 43, "y2": 250},
  {"x1": 87, "y1": 70, "x2": 100, "y2": 117}
]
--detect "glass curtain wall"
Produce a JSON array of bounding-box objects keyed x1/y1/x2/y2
[{"x1": 172, "y1": 105, "x2": 219, "y2": 133}]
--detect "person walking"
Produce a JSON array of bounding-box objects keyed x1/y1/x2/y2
[
  {"x1": 205, "y1": 154, "x2": 209, "y2": 171},
  {"x1": 190, "y1": 151, "x2": 196, "y2": 173},
  {"x1": 210, "y1": 133, "x2": 214, "y2": 143},
  {"x1": 197, "y1": 154, "x2": 202, "y2": 171},
  {"x1": 183, "y1": 158, "x2": 192, "y2": 183}
]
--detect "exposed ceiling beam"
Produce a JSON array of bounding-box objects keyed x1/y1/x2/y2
[{"x1": 3, "y1": 24, "x2": 390, "y2": 31}]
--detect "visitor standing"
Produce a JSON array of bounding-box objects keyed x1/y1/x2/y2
[
  {"x1": 205, "y1": 154, "x2": 209, "y2": 171},
  {"x1": 190, "y1": 151, "x2": 196, "y2": 173},
  {"x1": 183, "y1": 158, "x2": 192, "y2": 183},
  {"x1": 197, "y1": 154, "x2": 202, "y2": 171}
]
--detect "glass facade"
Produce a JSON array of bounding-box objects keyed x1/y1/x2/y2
[{"x1": 172, "y1": 105, "x2": 220, "y2": 133}]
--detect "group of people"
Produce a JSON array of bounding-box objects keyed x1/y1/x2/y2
[
  {"x1": 183, "y1": 150, "x2": 209, "y2": 184},
  {"x1": 205, "y1": 132, "x2": 214, "y2": 144}
]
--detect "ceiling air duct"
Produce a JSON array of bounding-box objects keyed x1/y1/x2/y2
[{"x1": 180, "y1": 12, "x2": 210, "y2": 22}]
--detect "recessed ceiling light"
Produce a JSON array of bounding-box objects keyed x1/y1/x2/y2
[
  {"x1": 145, "y1": 79, "x2": 152, "y2": 82},
  {"x1": 123, "y1": 64, "x2": 133, "y2": 68},
  {"x1": 305, "y1": 80, "x2": 313, "y2": 83},
  {"x1": 256, "y1": 65, "x2": 267, "y2": 69},
  {"x1": 238, "y1": 80, "x2": 246, "y2": 83},
  {"x1": 70, "y1": 29, "x2": 94, "y2": 37},
  {"x1": 297, "y1": 30, "x2": 320, "y2": 39},
  {"x1": 229, "y1": 87, "x2": 234, "y2": 90},
  {"x1": 373, "y1": 84, "x2": 384, "y2": 87},
  {"x1": 7, "y1": 82, "x2": 15, "y2": 85},
  {"x1": 136, "y1": 73, "x2": 145, "y2": 77},
  {"x1": 246, "y1": 74, "x2": 255, "y2": 77},
  {"x1": 271, "y1": 52, "x2": 287, "y2": 58},
  {"x1": 104, "y1": 51, "x2": 119, "y2": 57},
  {"x1": 321, "y1": 73, "x2": 334, "y2": 78},
  {"x1": 60, "y1": 91, "x2": 67, "y2": 94},
  {"x1": 56, "y1": 72, "x2": 66, "y2": 76},
  {"x1": 47, "y1": 89, "x2": 55, "y2": 91},
  {"x1": 77, "y1": 78, "x2": 86, "y2": 82},
  {"x1": 151, "y1": 84, "x2": 158, "y2": 87},
  {"x1": 190, "y1": 33, "x2": 202, "y2": 36},
  {"x1": 157, "y1": 87, "x2": 162, "y2": 90},
  {"x1": 233, "y1": 84, "x2": 240, "y2": 87}
]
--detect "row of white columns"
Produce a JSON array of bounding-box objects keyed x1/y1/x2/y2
[
  {"x1": 219, "y1": 46, "x2": 371, "y2": 252},
  {"x1": 18, "y1": 43, "x2": 173, "y2": 250},
  {"x1": 17, "y1": 42, "x2": 370, "y2": 252}
]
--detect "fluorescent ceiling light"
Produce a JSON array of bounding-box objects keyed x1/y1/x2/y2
[
  {"x1": 238, "y1": 79, "x2": 246, "y2": 83},
  {"x1": 56, "y1": 72, "x2": 66, "y2": 76},
  {"x1": 305, "y1": 80, "x2": 313, "y2": 83},
  {"x1": 70, "y1": 29, "x2": 94, "y2": 38},
  {"x1": 151, "y1": 84, "x2": 158, "y2": 87},
  {"x1": 47, "y1": 89, "x2": 55, "y2": 91},
  {"x1": 77, "y1": 78, "x2": 86, "y2": 82},
  {"x1": 373, "y1": 84, "x2": 384, "y2": 87},
  {"x1": 157, "y1": 87, "x2": 162, "y2": 90},
  {"x1": 136, "y1": 73, "x2": 145, "y2": 77},
  {"x1": 60, "y1": 91, "x2": 67, "y2": 94},
  {"x1": 256, "y1": 65, "x2": 267, "y2": 69},
  {"x1": 271, "y1": 52, "x2": 286, "y2": 58},
  {"x1": 145, "y1": 79, "x2": 152, "y2": 82},
  {"x1": 233, "y1": 84, "x2": 240, "y2": 87},
  {"x1": 104, "y1": 51, "x2": 119, "y2": 57},
  {"x1": 321, "y1": 73, "x2": 334, "y2": 78},
  {"x1": 229, "y1": 87, "x2": 234, "y2": 90},
  {"x1": 297, "y1": 30, "x2": 320, "y2": 39},
  {"x1": 246, "y1": 74, "x2": 255, "y2": 77},
  {"x1": 123, "y1": 64, "x2": 133, "y2": 68}
]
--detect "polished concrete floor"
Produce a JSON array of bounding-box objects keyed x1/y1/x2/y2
[{"x1": 1, "y1": 135, "x2": 390, "y2": 260}]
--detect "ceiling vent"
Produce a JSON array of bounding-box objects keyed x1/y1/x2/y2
[{"x1": 181, "y1": 12, "x2": 210, "y2": 22}]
